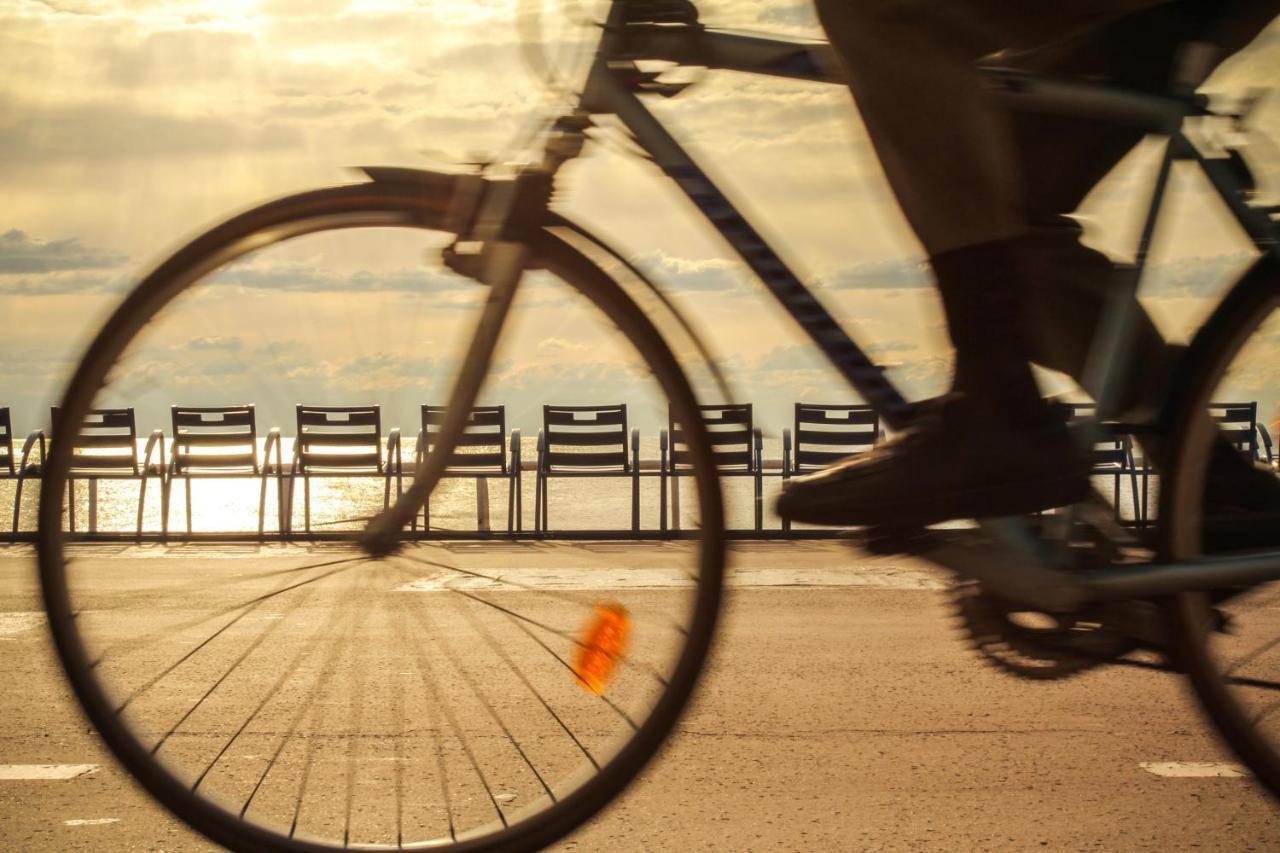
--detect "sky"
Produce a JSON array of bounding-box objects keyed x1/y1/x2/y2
[{"x1": 2, "y1": 0, "x2": 1279, "y2": 439}]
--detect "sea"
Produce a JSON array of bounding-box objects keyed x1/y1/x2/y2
[{"x1": 3, "y1": 435, "x2": 1151, "y2": 536}]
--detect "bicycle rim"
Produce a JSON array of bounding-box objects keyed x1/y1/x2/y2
[
  {"x1": 36, "y1": 177, "x2": 726, "y2": 850},
  {"x1": 1163, "y1": 255, "x2": 1280, "y2": 798}
]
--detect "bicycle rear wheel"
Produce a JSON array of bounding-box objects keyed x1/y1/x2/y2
[
  {"x1": 1162, "y1": 256, "x2": 1280, "y2": 798},
  {"x1": 37, "y1": 173, "x2": 726, "y2": 850}
]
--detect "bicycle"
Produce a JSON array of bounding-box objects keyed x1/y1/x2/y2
[{"x1": 35, "y1": 1, "x2": 1280, "y2": 850}]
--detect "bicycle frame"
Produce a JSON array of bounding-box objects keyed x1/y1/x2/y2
[{"x1": 392, "y1": 2, "x2": 1280, "y2": 603}]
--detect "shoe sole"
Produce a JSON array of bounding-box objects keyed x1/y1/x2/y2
[{"x1": 779, "y1": 471, "x2": 1091, "y2": 528}]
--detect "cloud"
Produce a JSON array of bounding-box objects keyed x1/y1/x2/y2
[
  {"x1": 1142, "y1": 252, "x2": 1257, "y2": 298},
  {"x1": 211, "y1": 260, "x2": 478, "y2": 294},
  {"x1": 818, "y1": 257, "x2": 929, "y2": 290},
  {"x1": 632, "y1": 250, "x2": 746, "y2": 293},
  {"x1": 0, "y1": 228, "x2": 126, "y2": 273},
  {"x1": 186, "y1": 335, "x2": 243, "y2": 351}
]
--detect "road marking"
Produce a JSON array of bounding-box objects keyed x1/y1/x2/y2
[
  {"x1": 396, "y1": 566, "x2": 944, "y2": 592},
  {"x1": 0, "y1": 612, "x2": 45, "y2": 637},
  {"x1": 0, "y1": 764, "x2": 100, "y2": 780},
  {"x1": 64, "y1": 818, "x2": 120, "y2": 826},
  {"x1": 1140, "y1": 762, "x2": 1248, "y2": 778}
]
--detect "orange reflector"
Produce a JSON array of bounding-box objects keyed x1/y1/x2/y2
[{"x1": 573, "y1": 603, "x2": 631, "y2": 695}]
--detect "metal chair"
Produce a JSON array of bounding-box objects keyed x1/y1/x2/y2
[
  {"x1": 4, "y1": 408, "x2": 47, "y2": 539},
  {"x1": 288, "y1": 405, "x2": 401, "y2": 534},
  {"x1": 51, "y1": 407, "x2": 165, "y2": 537},
  {"x1": 535, "y1": 404, "x2": 638, "y2": 534},
  {"x1": 414, "y1": 405, "x2": 521, "y2": 533},
  {"x1": 661, "y1": 403, "x2": 763, "y2": 532},
  {"x1": 1211, "y1": 401, "x2": 1275, "y2": 464},
  {"x1": 165, "y1": 405, "x2": 285, "y2": 537},
  {"x1": 781, "y1": 403, "x2": 878, "y2": 532},
  {"x1": 1065, "y1": 403, "x2": 1144, "y2": 524}
]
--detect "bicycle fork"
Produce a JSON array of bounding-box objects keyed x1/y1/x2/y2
[{"x1": 359, "y1": 118, "x2": 590, "y2": 555}]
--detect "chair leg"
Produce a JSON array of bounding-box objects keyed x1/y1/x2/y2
[
  {"x1": 280, "y1": 473, "x2": 292, "y2": 536},
  {"x1": 632, "y1": 472, "x2": 639, "y2": 534},
  {"x1": 660, "y1": 469, "x2": 668, "y2": 533},
  {"x1": 258, "y1": 474, "x2": 269, "y2": 539},
  {"x1": 782, "y1": 473, "x2": 791, "y2": 534},
  {"x1": 1128, "y1": 469, "x2": 1141, "y2": 526},
  {"x1": 535, "y1": 473, "x2": 542, "y2": 533},
  {"x1": 159, "y1": 476, "x2": 170, "y2": 542},
  {"x1": 12, "y1": 475, "x2": 26, "y2": 542},
  {"x1": 185, "y1": 477, "x2": 193, "y2": 534},
  {"x1": 304, "y1": 476, "x2": 311, "y2": 533},
  {"x1": 754, "y1": 471, "x2": 763, "y2": 532},
  {"x1": 515, "y1": 471, "x2": 523, "y2": 533},
  {"x1": 671, "y1": 473, "x2": 681, "y2": 532},
  {"x1": 135, "y1": 477, "x2": 146, "y2": 541},
  {"x1": 507, "y1": 475, "x2": 515, "y2": 534}
]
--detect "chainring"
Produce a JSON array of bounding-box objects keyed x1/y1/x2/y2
[{"x1": 952, "y1": 580, "x2": 1138, "y2": 680}]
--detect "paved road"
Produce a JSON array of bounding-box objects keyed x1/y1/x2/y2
[{"x1": 0, "y1": 542, "x2": 1275, "y2": 851}]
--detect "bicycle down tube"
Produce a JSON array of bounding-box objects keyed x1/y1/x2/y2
[{"x1": 580, "y1": 24, "x2": 917, "y2": 430}]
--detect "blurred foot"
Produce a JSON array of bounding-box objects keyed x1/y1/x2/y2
[{"x1": 776, "y1": 394, "x2": 1091, "y2": 527}]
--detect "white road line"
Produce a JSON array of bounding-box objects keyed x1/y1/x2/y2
[
  {"x1": 64, "y1": 818, "x2": 120, "y2": 826},
  {"x1": 1140, "y1": 762, "x2": 1248, "y2": 778},
  {"x1": 395, "y1": 566, "x2": 944, "y2": 592},
  {"x1": 0, "y1": 764, "x2": 100, "y2": 780}
]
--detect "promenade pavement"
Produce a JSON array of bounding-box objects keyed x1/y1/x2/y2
[{"x1": 0, "y1": 541, "x2": 1275, "y2": 851}]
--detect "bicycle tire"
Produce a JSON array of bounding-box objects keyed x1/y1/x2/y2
[
  {"x1": 1161, "y1": 254, "x2": 1280, "y2": 799},
  {"x1": 37, "y1": 173, "x2": 727, "y2": 850}
]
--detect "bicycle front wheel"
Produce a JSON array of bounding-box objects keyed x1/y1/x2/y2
[
  {"x1": 1162, "y1": 256, "x2": 1280, "y2": 798},
  {"x1": 37, "y1": 173, "x2": 726, "y2": 850}
]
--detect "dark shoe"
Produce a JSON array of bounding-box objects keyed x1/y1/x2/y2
[{"x1": 776, "y1": 395, "x2": 1091, "y2": 527}]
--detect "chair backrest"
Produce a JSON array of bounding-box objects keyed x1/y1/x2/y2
[
  {"x1": 1063, "y1": 403, "x2": 1130, "y2": 470},
  {"x1": 542, "y1": 404, "x2": 629, "y2": 472},
  {"x1": 171, "y1": 405, "x2": 259, "y2": 474},
  {"x1": 0, "y1": 407, "x2": 13, "y2": 476},
  {"x1": 296, "y1": 405, "x2": 383, "y2": 473},
  {"x1": 793, "y1": 403, "x2": 878, "y2": 474},
  {"x1": 668, "y1": 404, "x2": 755, "y2": 472},
  {"x1": 52, "y1": 407, "x2": 139, "y2": 474},
  {"x1": 422, "y1": 405, "x2": 507, "y2": 473},
  {"x1": 1210, "y1": 401, "x2": 1259, "y2": 459}
]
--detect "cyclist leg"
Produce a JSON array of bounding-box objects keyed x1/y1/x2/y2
[
  {"x1": 1012, "y1": 0, "x2": 1279, "y2": 418},
  {"x1": 779, "y1": 1, "x2": 1163, "y2": 526},
  {"x1": 1010, "y1": 1, "x2": 1280, "y2": 544}
]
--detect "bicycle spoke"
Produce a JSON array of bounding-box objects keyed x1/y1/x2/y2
[
  {"x1": 1227, "y1": 632, "x2": 1280, "y2": 679},
  {"x1": 504, "y1": 608, "x2": 640, "y2": 732},
  {"x1": 89, "y1": 555, "x2": 366, "y2": 668},
  {"x1": 147, "y1": 572, "x2": 336, "y2": 757},
  {"x1": 190, "y1": 587, "x2": 330, "y2": 792},
  {"x1": 239, "y1": 593, "x2": 362, "y2": 819},
  {"x1": 409, "y1": 597, "x2": 555, "y2": 804},
  {"x1": 401, "y1": 596, "x2": 506, "y2": 831},
  {"x1": 290, "y1": 568, "x2": 376, "y2": 840},
  {"x1": 460, "y1": 597, "x2": 601, "y2": 771}
]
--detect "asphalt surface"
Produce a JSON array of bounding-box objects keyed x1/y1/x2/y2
[{"x1": 0, "y1": 541, "x2": 1275, "y2": 851}]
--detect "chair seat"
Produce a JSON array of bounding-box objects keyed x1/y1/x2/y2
[
  {"x1": 172, "y1": 466, "x2": 261, "y2": 476},
  {"x1": 68, "y1": 465, "x2": 163, "y2": 477}
]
